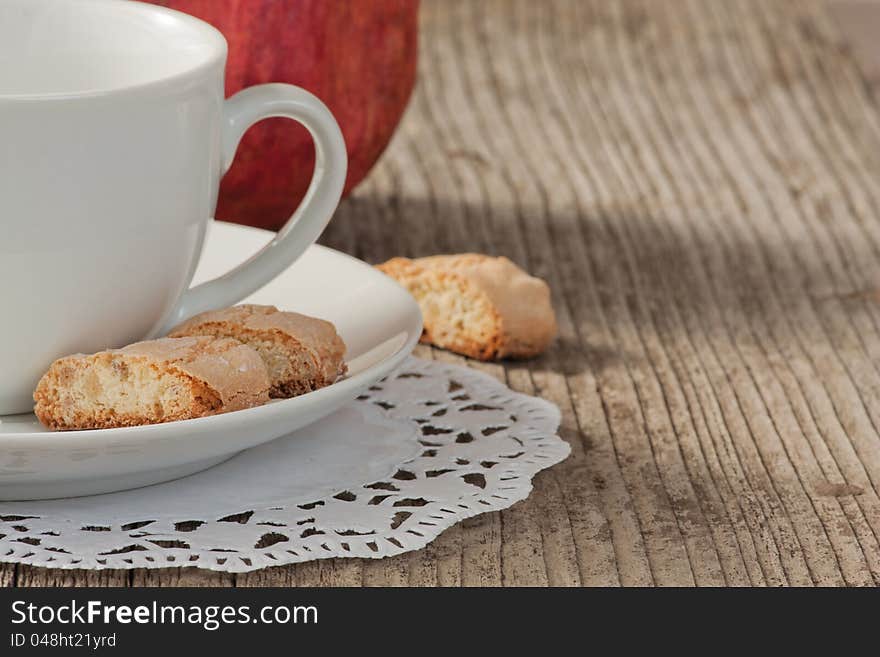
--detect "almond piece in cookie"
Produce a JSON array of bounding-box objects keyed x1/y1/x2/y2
[
  {"x1": 33, "y1": 336, "x2": 270, "y2": 430},
  {"x1": 168, "y1": 305, "x2": 347, "y2": 398},
  {"x1": 377, "y1": 254, "x2": 557, "y2": 360}
]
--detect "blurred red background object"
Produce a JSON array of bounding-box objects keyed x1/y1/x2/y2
[{"x1": 151, "y1": 0, "x2": 419, "y2": 231}]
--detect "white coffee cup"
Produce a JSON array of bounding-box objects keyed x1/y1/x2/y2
[{"x1": 0, "y1": 0, "x2": 348, "y2": 414}]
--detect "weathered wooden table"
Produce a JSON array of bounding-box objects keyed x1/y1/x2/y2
[{"x1": 8, "y1": 0, "x2": 880, "y2": 586}]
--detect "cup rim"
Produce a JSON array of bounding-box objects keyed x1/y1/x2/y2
[{"x1": 0, "y1": 0, "x2": 228, "y2": 103}]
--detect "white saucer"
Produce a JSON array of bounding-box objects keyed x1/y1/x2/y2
[{"x1": 0, "y1": 222, "x2": 422, "y2": 500}]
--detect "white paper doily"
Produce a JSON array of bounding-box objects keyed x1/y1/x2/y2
[{"x1": 0, "y1": 357, "x2": 568, "y2": 572}]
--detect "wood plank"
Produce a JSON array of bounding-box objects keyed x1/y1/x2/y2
[
  {"x1": 130, "y1": 568, "x2": 235, "y2": 587},
  {"x1": 828, "y1": 0, "x2": 880, "y2": 87},
  {"x1": 0, "y1": 565, "x2": 15, "y2": 588},
  {"x1": 15, "y1": 567, "x2": 129, "y2": 588}
]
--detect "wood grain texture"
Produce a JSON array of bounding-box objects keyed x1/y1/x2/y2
[
  {"x1": 7, "y1": 0, "x2": 880, "y2": 586},
  {"x1": 828, "y1": 1, "x2": 880, "y2": 87}
]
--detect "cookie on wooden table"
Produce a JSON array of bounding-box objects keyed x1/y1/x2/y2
[
  {"x1": 169, "y1": 304, "x2": 347, "y2": 398},
  {"x1": 33, "y1": 337, "x2": 270, "y2": 431},
  {"x1": 377, "y1": 254, "x2": 557, "y2": 360}
]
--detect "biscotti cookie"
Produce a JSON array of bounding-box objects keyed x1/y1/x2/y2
[
  {"x1": 168, "y1": 305, "x2": 346, "y2": 398},
  {"x1": 377, "y1": 254, "x2": 557, "y2": 360},
  {"x1": 33, "y1": 336, "x2": 271, "y2": 430}
]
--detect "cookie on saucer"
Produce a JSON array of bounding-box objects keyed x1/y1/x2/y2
[
  {"x1": 33, "y1": 336, "x2": 270, "y2": 430},
  {"x1": 169, "y1": 304, "x2": 347, "y2": 398}
]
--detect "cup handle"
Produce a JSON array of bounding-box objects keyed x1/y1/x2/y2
[{"x1": 158, "y1": 83, "x2": 347, "y2": 335}]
